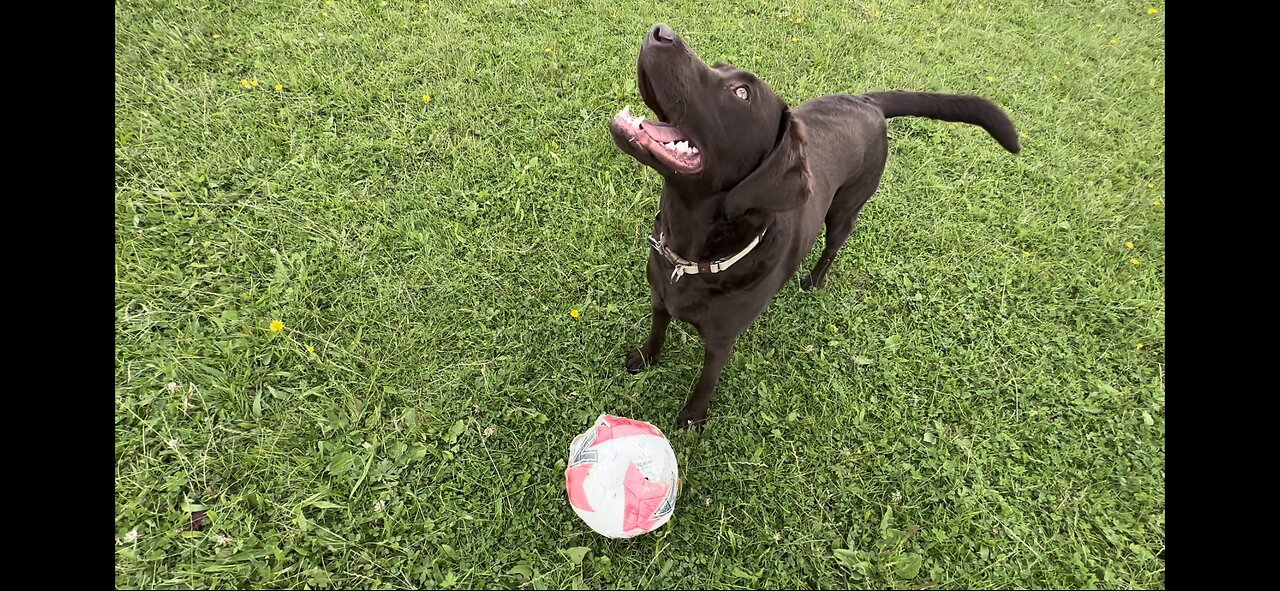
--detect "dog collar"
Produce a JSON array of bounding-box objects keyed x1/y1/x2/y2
[{"x1": 648, "y1": 225, "x2": 769, "y2": 283}]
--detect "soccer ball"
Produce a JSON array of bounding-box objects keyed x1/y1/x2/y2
[{"x1": 564, "y1": 414, "x2": 679, "y2": 538}]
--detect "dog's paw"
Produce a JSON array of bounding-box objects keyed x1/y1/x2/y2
[
  {"x1": 624, "y1": 349, "x2": 658, "y2": 374},
  {"x1": 675, "y1": 405, "x2": 708, "y2": 431},
  {"x1": 800, "y1": 273, "x2": 826, "y2": 291}
]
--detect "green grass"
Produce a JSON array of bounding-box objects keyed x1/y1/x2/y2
[{"x1": 115, "y1": 0, "x2": 1164, "y2": 588}]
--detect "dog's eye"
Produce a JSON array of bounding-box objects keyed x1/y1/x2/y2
[{"x1": 734, "y1": 86, "x2": 750, "y2": 101}]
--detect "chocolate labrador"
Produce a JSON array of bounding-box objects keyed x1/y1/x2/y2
[{"x1": 609, "y1": 24, "x2": 1019, "y2": 430}]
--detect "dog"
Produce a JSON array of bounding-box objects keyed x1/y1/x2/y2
[{"x1": 608, "y1": 24, "x2": 1019, "y2": 431}]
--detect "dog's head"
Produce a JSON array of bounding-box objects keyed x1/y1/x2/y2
[{"x1": 609, "y1": 24, "x2": 811, "y2": 214}]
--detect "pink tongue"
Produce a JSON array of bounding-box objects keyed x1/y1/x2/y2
[{"x1": 642, "y1": 122, "x2": 690, "y2": 144}]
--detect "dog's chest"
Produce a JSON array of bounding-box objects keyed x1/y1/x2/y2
[{"x1": 649, "y1": 250, "x2": 785, "y2": 330}]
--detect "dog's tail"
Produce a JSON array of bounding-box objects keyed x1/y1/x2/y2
[{"x1": 863, "y1": 91, "x2": 1020, "y2": 154}]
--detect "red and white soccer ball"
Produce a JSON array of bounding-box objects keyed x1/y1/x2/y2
[{"x1": 564, "y1": 414, "x2": 679, "y2": 538}]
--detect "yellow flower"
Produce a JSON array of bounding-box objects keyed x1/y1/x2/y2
[
  {"x1": 1052, "y1": 74, "x2": 1060, "y2": 80},
  {"x1": 1125, "y1": 241, "x2": 1135, "y2": 249},
  {"x1": 422, "y1": 94, "x2": 431, "y2": 103},
  {"x1": 874, "y1": 10, "x2": 882, "y2": 17},
  {"x1": 270, "y1": 320, "x2": 285, "y2": 332},
  {"x1": 275, "y1": 84, "x2": 283, "y2": 92},
  {"x1": 249, "y1": 79, "x2": 259, "y2": 87},
  {"x1": 1130, "y1": 258, "x2": 1141, "y2": 265},
  {"x1": 1109, "y1": 38, "x2": 1119, "y2": 45},
  {"x1": 1135, "y1": 343, "x2": 1144, "y2": 349},
  {"x1": 322, "y1": 10, "x2": 328, "y2": 16},
  {"x1": 240, "y1": 79, "x2": 251, "y2": 88},
  {"x1": 570, "y1": 309, "x2": 582, "y2": 318},
  {"x1": 1152, "y1": 200, "x2": 1163, "y2": 206},
  {"x1": 307, "y1": 345, "x2": 316, "y2": 353},
  {"x1": 1096, "y1": 23, "x2": 1105, "y2": 29},
  {"x1": 326, "y1": 0, "x2": 333, "y2": 4},
  {"x1": 793, "y1": 17, "x2": 803, "y2": 23},
  {"x1": 1147, "y1": 183, "x2": 1154, "y2": 189},
  {"x1": 977, "y1": 3, "x2": 983, "y2": 8},
  {"x1": 212, "y1": 33, "x2": 222, "y2": 39},
  {"x1": 1147, "y1": 7, "x2": 1158, "y2": 14},
  {"x1": 986, "y1": 75, "x2": 995, "y2": 82},
  {"x1": 790, "y1": 36, "x2": 798, "y2": 42},
  {"x1": 1022, "y1": 251, "x2": 1031, "y2": 257}
]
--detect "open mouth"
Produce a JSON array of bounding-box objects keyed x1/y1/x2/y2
[
  {"x1": 609, "y1": 66, "x2": 703, "y2": 174},
  {"x1": 611, "y1": 107, "x2": 703, "y2": 174}
]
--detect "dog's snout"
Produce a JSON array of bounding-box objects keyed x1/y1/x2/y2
[{"x1": 652, "y1": 23, "x2": 676, "y2": 43}]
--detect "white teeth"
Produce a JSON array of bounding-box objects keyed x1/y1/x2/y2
[{"x1": 658, "y1": 140, "x2": 699, "y2": 156}]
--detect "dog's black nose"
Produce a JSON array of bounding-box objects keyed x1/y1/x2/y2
[{"x1": 652, "y1": 23, "x2": 676, "y2": 43}]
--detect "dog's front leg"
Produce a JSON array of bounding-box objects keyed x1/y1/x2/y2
[
  {"x1": 675, "y1": 335, "x2": 737, "y2": 431},
  {"x1": 625, "y1": 301, "x2": 671, "y2": 374}
]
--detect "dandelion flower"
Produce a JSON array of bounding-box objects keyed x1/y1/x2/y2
[
  {"x1": 275, "y1": 84, "x2": 283, "y2": 91},
  {"x1": 212, "y1": 34, "x2": 222, "y2": 39},
  {"x1": 307, "y1": 345, "x2": 315, "y2": 353},
  {"x1": 1147, "y1": 7, "x2": 1158, "y2": 14},
  {"x1": 1130, "y1": 258, "x2": 1141, "y2": 265},
  {"x1": 1136, "y1": 343, "x2": 1145, "y2": 349},
  {"x1": 270, "y1": 320, "x2": 284, "y2": 332},
  {"x1": 1152, "y1": 200, "x2": 1163, "y2": 206},
  {"x1": 422, "y1": 94, "x2": 431, "y2": 102},
  {"x1": 570, "y1": 309, "x2": 581, "y2": 318},
  {"x1": 1125, "y1": 241, "x2": 1135, "y2": 249}
]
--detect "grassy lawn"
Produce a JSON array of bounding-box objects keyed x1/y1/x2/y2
[{"x1": 115, "y1": 0, "x2": 1165, "y2": 588}]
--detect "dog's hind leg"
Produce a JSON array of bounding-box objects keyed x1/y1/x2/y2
[{"x1": 801, "y1": 177, "x2": 881, "y2": 290}]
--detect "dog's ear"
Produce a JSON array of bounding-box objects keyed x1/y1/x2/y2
[{"x1": 724, "y1": 110, "x2": 812, "y2": 217}]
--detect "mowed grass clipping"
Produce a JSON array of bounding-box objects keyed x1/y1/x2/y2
[{"x1": 115, "y1": 0, "x2": 1164, "y2": 588}]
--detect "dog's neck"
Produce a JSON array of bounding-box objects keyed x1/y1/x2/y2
[{"x1": 658, "y1": 185, "x2": 771, "y2": 262}]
